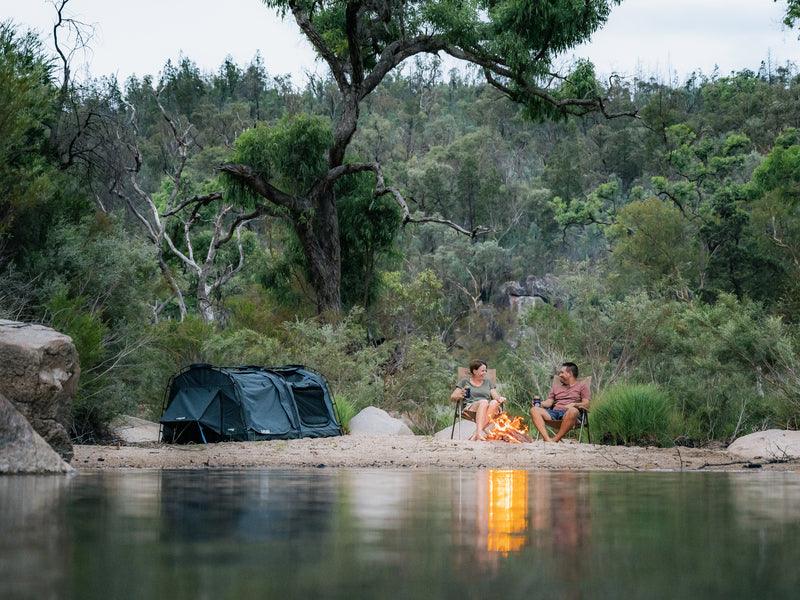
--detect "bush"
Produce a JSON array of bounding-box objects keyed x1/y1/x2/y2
[
  {"x1": 332, "y1": 394, "x2": 359, "y2": 433},
  {"x1": 590, "y1": 383, "x2": 679, "y2": 447}
]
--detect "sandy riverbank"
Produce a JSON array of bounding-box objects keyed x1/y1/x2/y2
[{"x1": 71, "y1": 436, "x2": 800, "y2": 471}]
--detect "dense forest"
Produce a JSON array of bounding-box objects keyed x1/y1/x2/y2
[{"x1": 2, "y1": 1, "x2": 800, "y2": 445}]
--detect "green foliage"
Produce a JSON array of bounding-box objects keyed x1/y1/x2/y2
[
  {"x1": 375, "y1": 269, "x2": 447, "y2": 338},
  {"x1": 229, "y1": 113, "x2": 333, "y2": 196},
  {"x1": 46, "y1": 290, "x2": 141, "y2": 440},
  {"x1": 608, "y1": 197, "x2": 700, "y2": 294},
  {"x1": 332, "y1": 394, "x2": 359, "y2": 433},
  {"x1": 47, "y1": 291, "x2": 109, "y2": 373},
  {"x1": 590, "y1": 383, "x2": 678, "y2": 447},
  {"x1": 7, "y1": 17, "x2": 800, "y2": 447},
  {"x1": 383, "y1": 336, "x2": 453, "y2": 416},
  {"x1": 785, "y1": 0, "x2": 800, "y2": 27},
  {"x1": 337, "y1": 170, "x2": 402, "y2": 307},
  {"x1": 551, "y1": 178, "x2": 623, "y2": 230},
  {"x1": 0, "y1": 22, "x2": 88, "y2": 257}
]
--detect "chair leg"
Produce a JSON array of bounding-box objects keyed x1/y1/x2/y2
[{"x1": 450, "y1": 400, "x2": 463, "y2": 440}]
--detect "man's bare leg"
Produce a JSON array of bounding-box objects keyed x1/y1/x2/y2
[
  {"x1": 552, "y1": 408, "x2": 579, "y2": 442},
  {"x1": 530, "y1": 407, "x2": 553, "y2": 442}
]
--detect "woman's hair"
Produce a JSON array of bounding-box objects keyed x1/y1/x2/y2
[{"x1": 469, "y1": 359, "x2": 487, "y2": 374}]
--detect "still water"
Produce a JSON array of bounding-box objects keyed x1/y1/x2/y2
[{"x1": 2, "y1": 469, "x2": 800, "y2": 599}]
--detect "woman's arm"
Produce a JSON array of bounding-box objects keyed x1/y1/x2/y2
[
  {"x1": 451, "y1": 379, "x2": 469, "y2": 402},
  {"x1": 490, "y1": 388, "x2": 506, "y2": 403}
]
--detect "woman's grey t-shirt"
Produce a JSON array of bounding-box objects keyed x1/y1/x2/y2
[{"x1": 458, "y1": 378, "x2": 496, "y2": 402}]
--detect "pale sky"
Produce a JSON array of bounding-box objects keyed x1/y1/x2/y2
[{"x1": 2, "y1": 0, "x2": 798, "y2": 85}]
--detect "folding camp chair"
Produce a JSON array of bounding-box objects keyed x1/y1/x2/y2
[
  {"x1": 533, "y1": 376, "x2": 592, "y2": 443},
  {"x1": 450, "y1": 367, "x2": 497, "y2": 440}
]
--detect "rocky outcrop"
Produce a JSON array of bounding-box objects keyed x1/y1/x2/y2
[
  {"x1": 0, "y1": 393, "x2": 73, "y2": 473},
  {"x1": 499, "y1": 275, "x2": 561, "y2": 313},
  {"x1": 728, "y1": 430, "x2": 800, "y2": 461},
  {"x1": 349, "y1": 406, "x2": 414, "y2": 436},
  {"x1": 0, "y1": 320, "x2": 79, "y2": 461}
]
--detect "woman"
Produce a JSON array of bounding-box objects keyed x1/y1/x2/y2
[{"x1": 450, "y1": 359, "x2": 506, "y2": 441}]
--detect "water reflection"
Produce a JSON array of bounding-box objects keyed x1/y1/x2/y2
[
  {"x1": 158, "y1": 470, "x2": 335, "y2": 544},
  {"x1": 0, "y1": 475, "x2": 72, "y2": 600},
  {"x1": 3, "y1": 470, "x2": 800, "y2": 599},
  {"x1": 486, "y1": 470, "x2": 528, "y2": 555}
]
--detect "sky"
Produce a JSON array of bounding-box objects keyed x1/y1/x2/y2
[{"x1": 1, "y1": 0, "x2": 798, "y2": 85}]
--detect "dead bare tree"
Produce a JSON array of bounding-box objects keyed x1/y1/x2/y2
[{"x1": 110, "y1": 95, "x2": 266, "y2": 322}]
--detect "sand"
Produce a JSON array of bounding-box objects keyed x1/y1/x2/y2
[{"x1": 71, "y1": 436, "x2": 800, "y2": 472}]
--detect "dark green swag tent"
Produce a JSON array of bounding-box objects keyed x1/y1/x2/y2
[{"x1": 160, "y1": 364, "x2": 342, "y2": 443}]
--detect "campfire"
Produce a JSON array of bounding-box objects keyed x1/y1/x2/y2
[{"x1": 485, "y1": 412, "x2": 533, "y2": 443}]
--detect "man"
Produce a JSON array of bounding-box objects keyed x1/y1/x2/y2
[{"x1": 530, "y1": 362, "x2": 590, "y2": 443}]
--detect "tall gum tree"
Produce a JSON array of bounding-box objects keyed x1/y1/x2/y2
[{"x1": 221, "y1": 0, "x2": 635, "y2": 314}]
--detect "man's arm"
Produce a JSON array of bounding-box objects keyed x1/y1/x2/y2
[
  {"x1": 543, "y1": 386, "x2": 556, "y2": 408},
  {"x1": 573, "y1": 382, "x2": 591, "y2": 410}
]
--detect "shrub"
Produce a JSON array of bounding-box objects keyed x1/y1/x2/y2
[
  {"x1": 333, "y1": 394, "x2": 359, "y2": 433},
  {"x1": 590, "y1": 383, "x2": 679, "y2": 447}
]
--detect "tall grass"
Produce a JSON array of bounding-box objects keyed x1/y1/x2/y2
[
  {"x1": 590, "y1": 383, "x2": 680, "y2": 447},
  {"x1": 333, "y1": 394, "x2": 360, "y2": 433}
]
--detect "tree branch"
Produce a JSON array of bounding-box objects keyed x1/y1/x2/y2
[
  {"x1": 359, "y1": 34, "x2": 447, "y2": 100},
  {"x1": 160, "y1": 192, "x2": 224, "y2": 217},
  {"x1": 220, "y1": 163, "x2": 306, "y2": 213},
  {"x1": 333, "y1": 161, "x2": 489, "y2": 238},
  {"x1": 346, "y1": 1, "x2": 365, "y2": 86},
  {"x1": 443, "y1": 44, "x2": 639, "y2": 120},
  {"x1": 289, "y1": 0, "x2": 350, "y2": 90}
]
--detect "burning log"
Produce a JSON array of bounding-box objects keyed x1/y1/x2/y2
[{"x1": 485, "y1": 412, "x2": 533, "y2": 443}]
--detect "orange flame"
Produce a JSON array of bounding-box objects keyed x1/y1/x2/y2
[{"x1": 485, "y1": 412, "x2": 532, "y2": 443}]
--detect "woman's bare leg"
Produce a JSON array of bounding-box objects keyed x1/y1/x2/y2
[{"x1": 470, "y1": 400, "x2": 490, "y2": 440}]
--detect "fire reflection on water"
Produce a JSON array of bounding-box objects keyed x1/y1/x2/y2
[{"x1": 487, "y1": 470, "x2": 529, "y2": 554}]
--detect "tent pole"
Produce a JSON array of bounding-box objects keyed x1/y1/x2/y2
[{"x1": 198, "y1": 422, "x2": 208, "y2": 444}]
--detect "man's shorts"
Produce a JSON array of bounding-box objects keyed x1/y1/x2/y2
[{"x1": 546, "y1": 408, "x2": 569, "y2": 420}]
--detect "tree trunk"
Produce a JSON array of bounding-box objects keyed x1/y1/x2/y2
[
  {"x1": 197, "y1": 279, "x2": 215, "y2": 323},
  {"x1": 295, "y1": 191, "x2": 342, "y2": 314}
]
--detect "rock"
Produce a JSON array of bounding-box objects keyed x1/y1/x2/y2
[
  {"x1": 348, "y1": 406, "x2": 414, "y2": 436},
  {"x1": 434, "y1": 419, "x2": 478, "y2": 441},
  {"x1": 728, "y1": 430, "x2": 800, "y2": 461},
  {"x1": 500, "y1": 281, "x2": 526, "y2": 297},
  {"x1": 110, "y1": 415, "x2": 160, "y2": 444},
  {"x1": 0, "y1": 320, "x2": 79, "y2": 461},
  {"x1": 500, "y1": 275, "x2": 561, "y2": 314},
  {"x1": 0, "y1": 392, "x2": 73, "y2": 474},
  {"x1": 508, "y1": 295, "x2": 544, "y2": 314}
]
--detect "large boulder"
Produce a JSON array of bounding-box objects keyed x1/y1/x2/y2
[
  {"x1": 0, "y1": 320, "x2": 79, "y2": 461},
  {"x1": 728, "y1": 430, "x2": 800, "y2": 461},
  {"x1": 348, "y1": 406, "x2": 414, "y2": 436},
  {"x1": 434, "y1": 419, "x2": 478, "y2": 441},
  {"x1": 0, "y1": 393, "x2": 73, "y2": 473}
]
